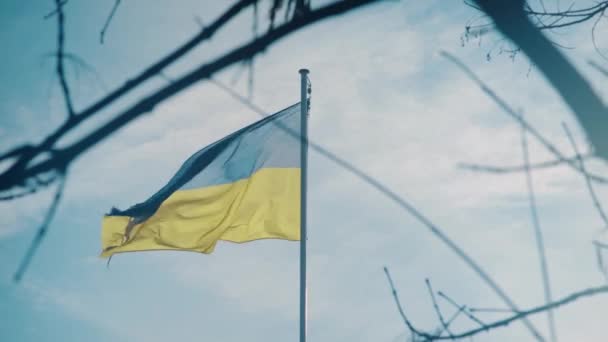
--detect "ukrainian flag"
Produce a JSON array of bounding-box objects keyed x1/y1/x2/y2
[{"x1": 101, "y1": 103, "x2": 302, "y2": 257}]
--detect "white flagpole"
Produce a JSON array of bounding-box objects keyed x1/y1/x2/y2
[{"x1": 299, "y1": 68, "x2": 309, "y2": 342}]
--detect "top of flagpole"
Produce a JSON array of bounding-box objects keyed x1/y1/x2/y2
[{"x1": 299, "y1": 69, "x2": 310, "y2": 115}]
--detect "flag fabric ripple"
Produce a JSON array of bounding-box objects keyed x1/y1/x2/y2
[{"x1": 101, "y1": 103, "x2": 302, "y2": 257}]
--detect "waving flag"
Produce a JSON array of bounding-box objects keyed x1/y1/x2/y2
[{"x1": 101, "y1": 103, "x2": 302, "y2": 257}]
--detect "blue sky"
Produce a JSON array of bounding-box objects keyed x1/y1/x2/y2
[{"x1": 2, "y1": 1, "x2": 608, "y2": 341}]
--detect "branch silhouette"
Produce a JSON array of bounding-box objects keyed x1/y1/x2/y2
[
  {"x1": 0, "y1": 0, "x2": 256, "y2": 199},
  {"x1": 388, "y1": 49, "x2": 608, "y2": 342},
  {"x1": 386, "y1": 265, "x2": 608, "y2": 341},
  {"x1": 54, "y1": 0, "x2": 75, "y2": 118},
  {"x1": 457, "y1": 153, "x2": 608, "y2": 185},
  {"x1": 43, "y1": 0, "x2": 68, "y2": 20},
  {"x1": 100, "y1": 0, "x2": 121, "y2": 44},
  {"x1": 562, "y1": 123, "x2": 608, "y2": 228},
  {"x1": 13, "y1": 172, "x2": 67, "y2": 282},
  {"x1": 0, "y1": 0, "x2": 379, "y2": 196},
  {"x1": 442, "y1": 51, "x2": 608, "y2": 186},
  {"x1": 0, "y1": 174, "x2": 58, "y2": 201},
  {"x1": 521, "y1": 114, "x2": 556, "y2": 342},
  {"x1": 589, "y1": 60, "x2": 608, "y2": 78},
  {"x1": 594, "y1": 240, "x2": 608, "y2": 282},
  {"x1": 426, "y1": 278, "x2": 455, "y2": 339},
  {"x1": 464, "y1": 0, "x2": 608, "y2": 32},
  {"x1": 437, "y1": 290, "x2": 485, "y2": 328},
  {"x1": 472, "y1": 0, "x2": 608, "y2": 161}
]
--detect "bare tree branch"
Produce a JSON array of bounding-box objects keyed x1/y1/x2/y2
[
  {"x1": 442, "y1": 51, "x2": 607, "y2": 185},
  {"x1": 562, "y1": 123, "x2": 608, "y2": 228},
  {"x1": 43, "y1": 0, "x2": 68, "y2": 19},
  {"x1": 524, "y1": 1, "x2": 608, "y2": 32},
  {"x1": 472, "y1": 0, "x2": 608, "y2": 162},
  {"x1": 248, "y1": 1, "x2": 259, "y2": 99},
  {"x1": 100, "y1": 0, "x2": 122, "y2": 44},
  {"x1": 54, "y1": 0, "x2": 75, "y2": 118},
  {"x1": 0, "y1": 188, "x2": 39, "y2": 201},
  {"x1": 463, "y1": 2, "x2": 608, "y2": 67},
  {"x1": 0, "y1": 174, "x2": 58, "y2": 201},
  {"x1": 13, "y1": 172, "x2": 67, "y2": 282},
  {"x1": 0, "y1": 145, "x2": 34, "y2": 163},
  {"x1": 0, "y1": 0, "x2": 383, "y2": 196},
  {"x1": 0, "y1": 0, "x2": 257, "y2": 193},
  {"x1": 437, "y1": 291, "x2": 486, "y2": 328},
  {"x1": 437, "y1": 285, "x2": 608, "y2": 340},
  {"x1": 521, "y1": 113, "x2": 557, "y2": 342},
  {"x1": 590, "y1": 10, "x2": 608, "y2": 63},
  {"x1": 383, "y1": 267, "x2": 424, "y2": 337},
  {"x1": 387, "y1": 267, "x2": 608, "y2": 341},
  {"x1": 563, "y1": 121, "x2": 608, "y2": 283},
  {"x1": 469, "y1": 307, "x2": 518, "y2": 313},
  {"x1": 458, "y1": 154, "x2": 608, "y2": 186},
  {"x1": 442, "y1": 305, "x2": 467, "y2": 331},
  {"x1": 593, "y1": 240, "x2": 608, "y2": 281},
  {"x1": 426, "y1": 279, "x2": 455, "y2": 339},
  {"x1": 589, "y1": 59, "x2": 608, "y2": 78}
]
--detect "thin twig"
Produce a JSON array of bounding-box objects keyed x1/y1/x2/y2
[
  {"x1": 593, "y1": 240, "x2": 608, "y2": 281},
  {"x1": 457, "y1": 154, "x2": 608, "y2": 184},
  {"x1": 0, "y1": 174, "x2": 58, "y2": 201},
  {"x1": 443, "y1": 305, "x2": 466, "y2": 328},
  {"x1": 383, "y1": 267, "x2": 424, "y2": 335},
  {"x1": 426, "y1": 285, "x2": 608, "y2": 340},
  {"x1": 589, "y1": 60, "x2": 608, "y2": 78},
  {"x1": 469, "y1": 307, "x2": 518, "y2": 313},
  {"x1": 442, "y1": 50, "x2": 606, "y2": 184},
  {"x1": 562, "y1": 123, "x2": 608, "y2": 227},
  {"x1": 55, "y1": 0, "x2": 75, "y2": 118},
  {"x1": 437, "y1": 291, "x2": 486, "y2": 328},
  {"x1": 100, "y1": 0, "x2": 121, "y2": 44},
  {"x1": 389, "y1": 280, "x2": 608, "y2": 340},
  {"x1": 13, "y1": 172, "x2": 67, "y2": 282},
  {"x1": 285, "y1": 0, "x2": 296, "y2": 21},
  {"x1": 590, "y1": 11, "x2": 608, "y2": 63},
  {"x1": 525, "y1": 2, "x2": 607, "y2": 17},
  {"x1": 248, "y1": 1, "x2": 258, "y2": 99},
  {"x1": 563, "y1": 122, "x2": 608, "y2": 281},
  {"x1": 62, "y1": 52, "x2": 109, "y2": 91},
  {"x1": 43, "y1": 0, "x2": 68, "y2": 19},
  {"x1": 426, "y1": 279, "x2": 454, "y2": 338},
  {"x1": 0, "y1": 188, "x2": 38, "y2": 201},
  {"x1": 383, "y1": 271, "x2": 606, "y2": 341},
  {"x1": 0, "y1": 145, "x2": 34, "y2": 165},
  {"x1": 521, "y1": 114, "x2": 557, "y2": 342},
  {"x1": 472, "y1": 1, "x2": 608, "y2": 161}
]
